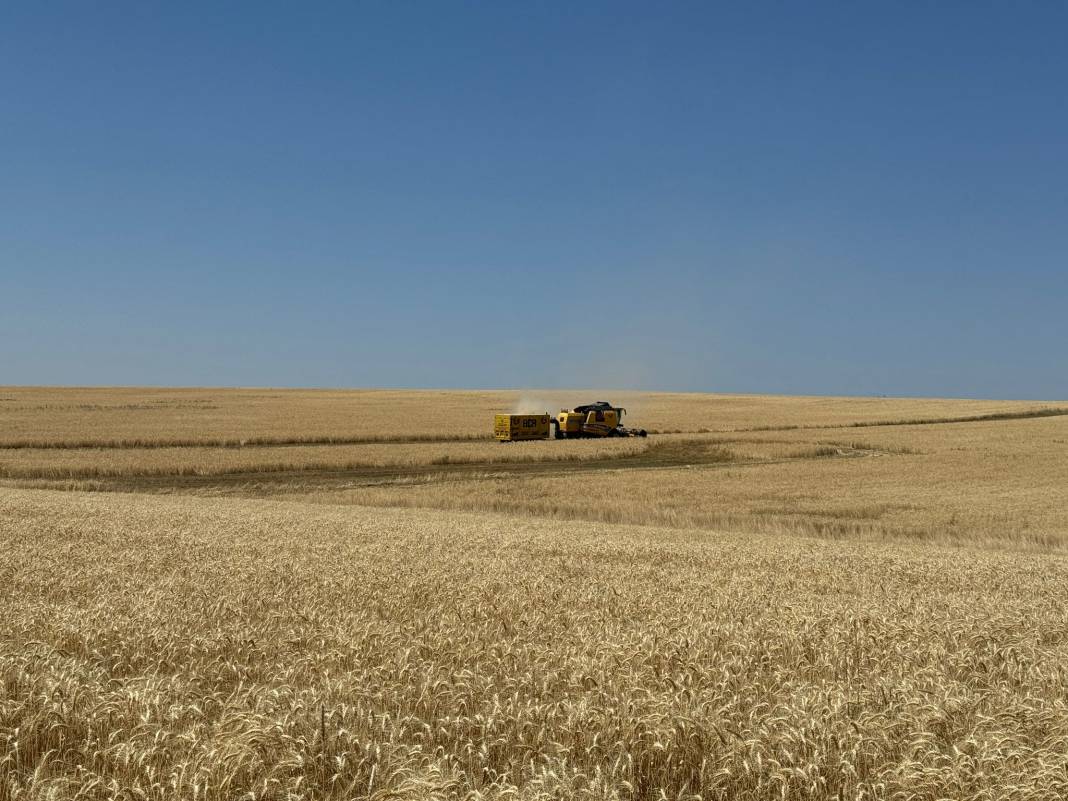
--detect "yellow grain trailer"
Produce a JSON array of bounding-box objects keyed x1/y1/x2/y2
[{"x1": 494, "y1": 413, "x2": 551, "y2": 442}]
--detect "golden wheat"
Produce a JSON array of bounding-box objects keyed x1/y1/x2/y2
[
  {"x1": 3, "y1": 387, "x2": 1068, "y2": 799},
  {"x1": 0, "y1": 437, "x2": 647, "y2": 480},
  {"x1": 278, "y1": 417, "x2": 1068, "y2": 552},
  {"x1": 3, "y1": 387, "x2": 1063, "y2": 446},
  {"x1": 4, "y1": 488, "x2": 1068, "y2": 800}
]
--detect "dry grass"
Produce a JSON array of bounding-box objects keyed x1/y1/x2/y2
[{"x1": 3, "y1": 387, "x2": 1068, "y2": 799}]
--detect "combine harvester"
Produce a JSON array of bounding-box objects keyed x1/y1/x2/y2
[{"x1": 494, "y1": 401, "x2": 648, "y2": 442}]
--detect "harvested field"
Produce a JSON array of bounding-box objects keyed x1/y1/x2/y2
[
  {"x1": 3, "y1": 387, "x2": 1064, "y2": 446},
  {"x1": 0, "y1": 436, "x2": 649, "y2": 480},
  {"x1": 284, "y1": 416, "x2": 1068, "y2": 552},
  {"x1": 2, "y1": 387, "x2": 1068, "y2": 800}
]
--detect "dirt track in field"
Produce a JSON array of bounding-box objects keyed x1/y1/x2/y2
[{"x1": 43, "y1": 438, "x2": 885, "y2": 497}]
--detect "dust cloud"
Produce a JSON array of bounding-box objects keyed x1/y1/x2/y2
[
  {"x1": 511, "y1": 394, "x2": 570, "y2": 415},
  {"x1": 509, "y1": 355, "x2": 667, "y2": 421}
]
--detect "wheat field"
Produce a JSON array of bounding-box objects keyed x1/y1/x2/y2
[
  {"x1": 3, "y1": 387, "x2": 1068, "y2": 800},
  {"x1": 0, "y1": 387, "x2": 1056, "y2": 446}
]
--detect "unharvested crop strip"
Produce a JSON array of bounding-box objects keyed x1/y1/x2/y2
[
  {"x1": 0, "y1": 442, "x2": 656, "y2": 481},
  {"x1": 0, "y1": 432, "x2": 493, "y2": 450},
  {"x1": 691, "y1": 406, "x2": 1068, "y2": 434},
  {"x1": 0, "y1": 439, "x2": 885, "y2": 493}
]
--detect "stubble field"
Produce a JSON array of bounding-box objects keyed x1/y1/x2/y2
[{"x1": 2, "y1": 387, "x2": 1068, "y2": 800}]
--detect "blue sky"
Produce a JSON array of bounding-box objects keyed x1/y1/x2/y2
[{"x1": 2, "y1": 2, "x2": 1066, "y2": 398}]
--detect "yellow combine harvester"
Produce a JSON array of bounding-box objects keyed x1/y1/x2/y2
[{"x1": 494, "y1": 402, "x2": 647, "y2": 442}]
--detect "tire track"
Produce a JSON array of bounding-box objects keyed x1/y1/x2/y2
[{"x1": 54, "y1": 441, "x2": 888, "y2": 497}]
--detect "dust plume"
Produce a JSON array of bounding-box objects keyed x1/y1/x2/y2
[{"x1": 511, "y1": 393, "x2": 570, "y2": 415}]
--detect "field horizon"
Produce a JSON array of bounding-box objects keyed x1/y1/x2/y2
[{"x1": 3, "y1": 386, "x2": 1068, "y2": 799}]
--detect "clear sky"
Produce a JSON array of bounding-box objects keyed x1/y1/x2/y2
[{"x1": 3, "y1": 2, "x2": 1066, "y2": 398}]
